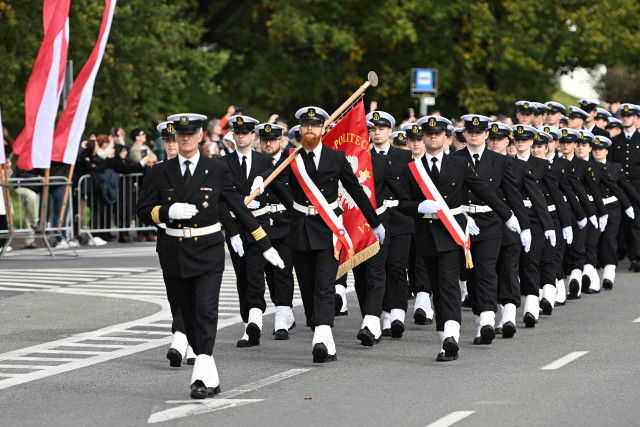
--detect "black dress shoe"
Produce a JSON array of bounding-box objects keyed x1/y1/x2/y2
[
  {"x1": 414, "y1": 308, "x2": 427, "y2": 325},
  {"x1": 630, "y1": 259, "x2": 640, "y2": 272},
  {"x1": 312, "y1": 343, "x2": 337, "y2": 363},
  {"x1": 334, "y1": 293, "x2": 343, "y2": 316},
  {"x1": 390, "y1": 320, "x2": 405, "y2": 338},
  {"x1": 166, "y1": 348, "x2": 182, "y2": 367},
  {"x1": 274, "y1": 329, "x2": 289, "y2": 340},
  {"x1": 540, "y1": 298, "x2": 553, "y2": 315},
  {"x1": 603, "y1": 279, "x2": 613, "y2": 290},
  {"x1": 381, "y1": 328, "x2": 391, "y2": 337},
  {"x1": 207, "y1": 385, "x2": 221, "y2": 397},
  {"x1": 587, "y1": 288, "x2": 600, "y2": 294},
  {"x1": 436, "y1": 351, "x2": 459, "y2": 362},
  {"x1": 581, "y1": 275, "x2": 591, "y2": 293},
  {"x1": 246, "y1": 322, "x2": 261, "y2": 346},
  {"x1": 357, "y1": 327, "x2": 380, "y2": 346},
  {"x1": 190, "y1": 380, "x2": 208, "y2": 399},
  {"x1": 554, "y1": 300, "x2": 566, "y2": 306},
  {"x1": 567, "y1": 279, "x2": 580, "y2": 299},
  {"x1": 236, "y1": 339, "x2": 254, "y2": 348},
  {"x1": 523, "y1": 312, "x2": 536, "y2": 328},
  {"x1": 187, "y1": 358, "x2": 195, "y2": 365},
  {"x1": 442, "y1": 337, "x2": 459, "y2": 355},
  {"x1": 502, "y1": 321, "x2": 516, "y2": 338},
  {"x1": 480, "y1": 325, "x2": 495, "y2": 344}
]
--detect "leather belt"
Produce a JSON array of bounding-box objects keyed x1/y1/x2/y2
[
  {"x1": 165, "y1": 222, "x2": 221, "y2": 238},
  {"x1": 230, "y1": 203, "x2": 287, "y2": 218},
  {"x1": 383, "y1": 199, "x2": 399, "y2": 208},
  {"x1": 463, "y1": 204, "x2": 493, "y2": 214},
  {"x1": 293, "y1": 200, "x2": 339, "y2": 216},
  {"x1": 603, "y1": 196, "x2": 618, "y2": 205},
  {"x1": 422, "y1": 206, "x2": 463, "y2": 219},
  {"x1": 376, "y1": 205, "x2": 387, "y2": 215}
]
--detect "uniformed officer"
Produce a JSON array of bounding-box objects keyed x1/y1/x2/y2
[
  {"x1": 366, "y1": 110, "x2": 414, "y2": 338},
  {"x1": 452, "y1": 128, "x2": 467, "y2": 152},
  {"x1": 137, "y1": 113, "x2": 284, "y2": 399},
  {"x1": 256, "y1": 123, "x2": 297, "y2": 339},
  {"x1": 391, "y1": 130, "x2": 408, "y2": 150},
  {"x1": 532, "y1": 102, "x2": 547, "y2": 128},
  {"x1": 592, "y1": 135, "x2": 639, "y2": 288},
  {"x1": 605, "y1": 117, "x2": 623, "y2": 139},
  {"x1": 608, "y1": 103, "x2": 640, "y2": 271},
  {"x1": 566, "y1": 106, "x2": 591, "y2": 132},
  {"x1": 544, "y1": 102, "x2": 566, "y2": 128},
  {"x1": 258, "y1": 106, "x2": 384, "y2": 362},
  {"x1": 577, "y1": 99, "x2": 610, "y2": 137},
  {"x1": 398, "y1": 115, "x2": 518, "y2": 361},
  {"x1": 453, "y1": 115, "x2": 526, "y2": 343},
  {"x1": 403, "y1": 121, "x2": 434, "y2": 325},
  {"x1": 222, "y1": 115, "x2": 292, "y2": 347},
  {"x1": 594, "y1": 108, "x2": 612, "y2": 136},
  {"x1": 515, "y1": 101, "x2": 536, "y2": 125},
  {"x1": 290, "y1": 125, "x2": 302, "y2": 148}
]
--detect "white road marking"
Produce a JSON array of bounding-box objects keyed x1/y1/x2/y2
[
  {"x1": 541, "y1": 351, "x2": 589, "y2": 370},
  {"x1": 148, "y1": 368, "x2": 310, "y2": 424},
  {"x1": 426, "y1": 411, "x2": 475, "y2": 427},
  {"x1": 633, "y1": 316, "x2": 640, "y2": 322}
]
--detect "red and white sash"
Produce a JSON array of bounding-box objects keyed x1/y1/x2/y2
[
  {"x1": 409, "y1": 156, "x2": 473, "y2": 268},
  {"x1": 289, "y1": 148, "x2": 355, "y2": 259}
]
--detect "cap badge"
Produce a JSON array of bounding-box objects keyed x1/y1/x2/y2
[
  {"x1": 544, "y1": 127, "x2": 549, "y2": 133},
  {"x1": 548, "y1": 104, "x2": 553, "y2": 110},
  {"x1": 373, "y1": 112, "x2": 380, "y2": 121},
  {"x1": 167, "y1": 123, "x2": 174, "y2": 133},
  {"x1": 308, "y1": 108, "x2": 316, "y2": 118},
  {"x1": 534, "y1": 133, "x2": 540, "y2": 139},
  {"x1": 429, "y1": 117, "x2": 436, "y2": 127},
  {"x1": 509, "y1": 131, "x2": 514, "y2": 138},
  {"x1": 524, "y1": 102, "x2": 529, "y2": 109},
  {"x1": 412, "y1": 125, "x2": 419, "y2": 133},
  {"x1": 562, "y1": 130, "x2": 568, "y2": 137},
  {"x1": 265, "y1": 124, "x2": 271, "y2": 132},
  {"x1": 582, "y1": 101, "x2": 588, "y2": 107},
  {"x1": 517, "y1": 126, "x2": 524, "y2": 134},
  {"x1": 398, "y1": 134, "x2": 404, "y2": 140},
  {"x1": 624, "y1": 105, "x2": 629, "y2": 112},
  {"x1": 180, "y1": 116, "x2": 189, "y2": 126},
  {"x1": 237, "y1": 117, "x2": 244, "y2": 125},
  {"x1": 580, "y1": 132, "x2": 584, "y2": 138},
  {"x1": 491, "y1": 124, "x2": 498, "y2": 132},
  {"x1": 472, "y1": 117, "x2": 480, "y2": 126}
]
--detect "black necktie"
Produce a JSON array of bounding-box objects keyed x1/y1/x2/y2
[
  {"x1": 183, "y1": 160, "x2": 192, "y2": 187},
  {"x1": 473, "y1": 153, "x2": 480, "y2": 167},
  {"x1": 305, "y1": 151, "x2": 317, "y2": 176},
  {"x1": 380, "y1": 150, "x2": 386, "y2": 155},
  {"x1": 431, "y1": 157, "x2": 439, "y2": 182},
  {"x1": 241, "y1": 155, "x2": 247, "y2": 178}
]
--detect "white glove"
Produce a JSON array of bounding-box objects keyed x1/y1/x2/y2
[
  {"x1": 245, "y1": 198, "x2": 260, "y2": 209},
  {"x1": 373, "y1": 224, "x2": 386, "y2": 243},
  {"x1": 577, "y1": 217, "x2": 587, "y2": 229},
  {"x1": 562, "y1": 226, "x2": 573, "y2": 245},
  {"x1": 251, "y1": 176, "x2": 264, "y2": 195},
  {"x1": 625, "y1": 207, "x2": 635, "y2": 219},
  {"x1": 544, "y1": 229, "x2": 556, "y2": 247},
  {"x1": 589, "y1": 215, "x2": 598, "y2": 228},
  {"x1": 230, "y1": 234, "x2": 244, "y2": 257},
  {"x1": 418, "y1": 200, "x2": 441, "y2": 215},
  {"x1": 263, "y1": 247, "x2": 285, "y2": 269},
  {"x1": 467, "y1": 216, "x2": 480, "y2": 236},
  {"x1": 598, "y1": 214, "x2": 608, "y2": 232},
  {"x1": 520, "y1": 228, "x2": 532, "y2": 253},
  {"x1": 505, "y1": 214, "x2": 521, "y2": 234},
  {"x1": 168, "y1": 203, "x2": 197, "y2": 220}
]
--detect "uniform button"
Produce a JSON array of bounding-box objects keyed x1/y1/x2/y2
[
  {"x1": 452, "y1": 182, "x2": 455, "y2": 186},
  {"x1": 168, "y1": 197, "x2": 172, "y2": 201},
  {"x1": 444, "y1": 195, "x2": 447, "y2": 199},
  {"x1": 429, "y1": 220, "x2": 433, "y2": 224},
  {"x1": 489, "y1": 178, "x2": 493, "y2": 182},
  {"x1": 194, "y1": 224, "x2": 198, "y2": 227},
  {"x1": 178, "y1": 237, "x2": 183, "y2": 242},
  {"x1": 321, "y1": 189, "x2": 324, "y2": 192},
  {"x1": 194, "y1": 237, "x2": 198, "y2": 242},
  {"x1": 205, "y1": 195, "x2": 209, "y2": 200},
  {"x1": 178, "y1": 224, "x2": 182, "y2": 228}
]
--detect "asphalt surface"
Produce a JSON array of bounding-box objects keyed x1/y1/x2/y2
[{"x1": 0, "y1": 242, "x2": 639, "y2": 426}]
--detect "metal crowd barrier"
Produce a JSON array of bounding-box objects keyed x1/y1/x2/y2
[
  {"x1": 0, "y1": 176, "x2": 75, "y2": 257},
  {"x1": 75, "y1": 172, "x2": 154, "y2": 239}
]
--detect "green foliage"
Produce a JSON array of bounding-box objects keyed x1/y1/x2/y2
[{"x1": 0, "y1": 0, "x2": 228, "y2": 138}]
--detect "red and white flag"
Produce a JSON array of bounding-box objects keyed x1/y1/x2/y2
[
  {"x1": 13, "y1": 0, "x2": 71, "y2": 170},
  {"x1": 53, "y1": 0, "x2": 117, "y2": 165},
  {"x1": 322, "y1": 100, "x2": 379, "y2": 277}
]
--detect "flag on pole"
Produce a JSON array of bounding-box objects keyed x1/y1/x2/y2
[
  {"x1": 53, "y1": 0, "x2": 117, "y2": 164},
  {"x1": 13, "y1": 0, "x2": 71, "y2": 171},
  {"x1": 321, "y1": 100, "x2": 379, "y2": 278}
]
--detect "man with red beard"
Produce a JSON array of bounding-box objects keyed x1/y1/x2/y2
[{"x1": 257, "y1": 106, "x2": 385, "y2": 362}]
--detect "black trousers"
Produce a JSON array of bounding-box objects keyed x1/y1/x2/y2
[
  {"x1": 409, "y1": 234, "x2": 431, "y2": 295},
  {"x1": 617, "y1": 213, "x2": 640, "y2": 260},
  {"x1": 496, "y1": 242, "x2": 521, "y2": 306},
  {"x1": 467, "y1": 238, "x2": 502, "y2": 315},
  {"x1": 292, "y1": 247, "x2": 339, "y2": 326},
  {"x1": 163, "y1": 268, "x2": 186, "y2": 335},
  {"x1": 265, "y1": 237, "x2": 294, "y2": 307},
  {"x1": 599, "y1": 205, "x2": 622, "y2": 266},
  {"x1": 353, "y1": 245, "x2": 388, "y2": 317},
  {"x1": 519, "y1": 231, "x2": 544, "y2": 296},
  {"x1": 585, "y1": 223, "x2": 602, "y2": 266},
  {"x1": 164, "y1": 257, "x2": 224, "y2": 354},
  {"x1": 383, "y1": 233, "x2": 411, "y2": 312},
  {"x1": 540, "y1": 215, "x2": 564, "y2": 286},
  {"x1": 565, "y1": 220, "x2": 588, "y2": 272},
  {"x1": 227, "y1": 240, "x2": 267, "y2": 323},
  {"x1": 423, "y1": 248, "x2": 463, "y2": 332}
]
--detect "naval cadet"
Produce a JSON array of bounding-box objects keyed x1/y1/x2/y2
[{"x1": 577, "y1": 99, "x2": 610, "y2": 137}]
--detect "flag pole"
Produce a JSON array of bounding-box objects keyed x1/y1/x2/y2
[
  {"x1": 40, "y1": 168, "x2": 50, "y2": 235},
  {"x1": 1, "y1": 164, "x2": 14, "y2": 234},
  {"x1": 244, "y1": 71, "x2": 379, "y2": 205},
  {"x1": 57, "y1": 164, "x2": 74, "y2": 230}
]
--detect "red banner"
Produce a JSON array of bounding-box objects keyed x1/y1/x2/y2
[{"x1": 322, "y1": 100, "x2": 379, "y2": 278}]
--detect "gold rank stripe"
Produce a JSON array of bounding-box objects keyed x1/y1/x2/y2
[
  {"x1": 151, "y1": 206, "x2": 162, "y2": 224},
  {"x1": 252, "y1": 226, "x2": 267, "y2": 241}
]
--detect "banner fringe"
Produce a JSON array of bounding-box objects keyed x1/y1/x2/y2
[
  {"x1": 336, "y1": 241, "x2": 380, "y2": 279},
  {"x1": 465, "y1": 252, "x2": 474, "y2": 269}
]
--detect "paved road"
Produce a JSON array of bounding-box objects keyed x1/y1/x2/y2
[{"x1": 0, "y1": 243, "x2": 639, "y2": 426}]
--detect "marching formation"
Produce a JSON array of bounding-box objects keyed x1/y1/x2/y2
[{"x1": 136, "y1": 99, "x2": 640, "y2": 399}]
